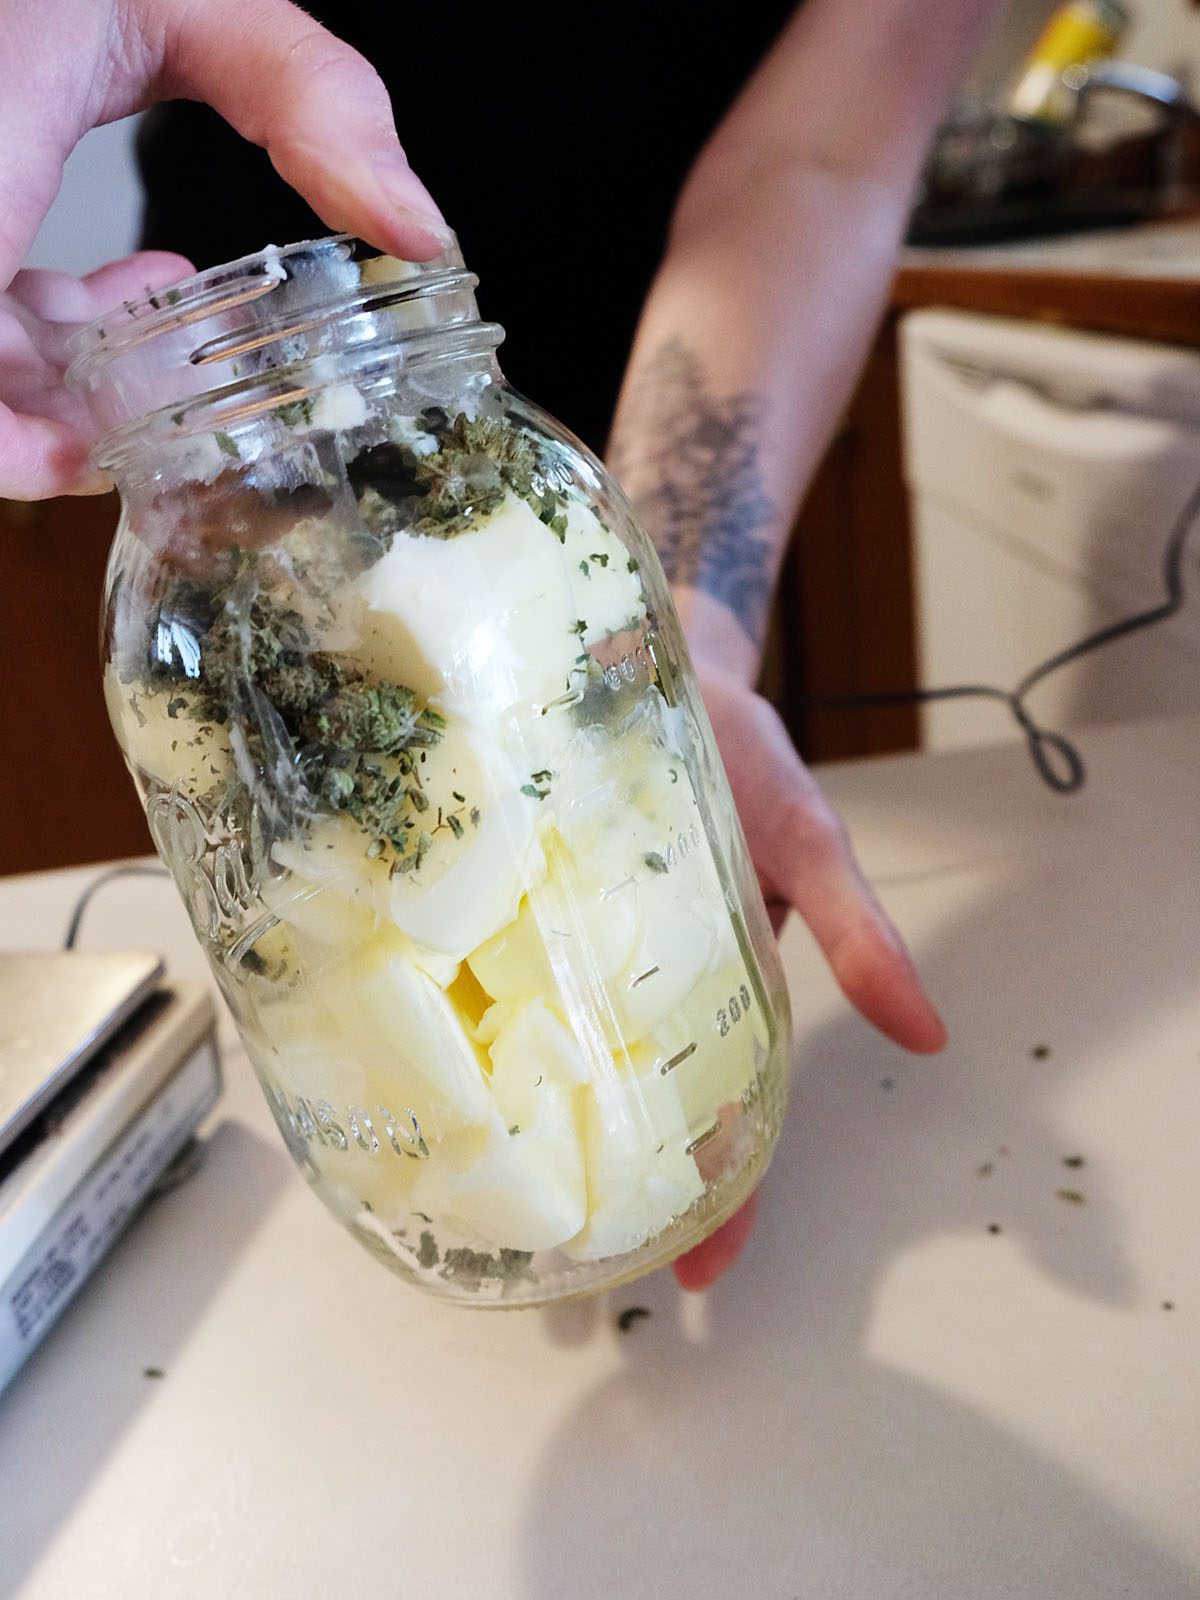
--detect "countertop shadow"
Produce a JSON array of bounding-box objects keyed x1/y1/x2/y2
[{"x1": 518, "y1": 783, "x2": 1199, "y2": 1598}]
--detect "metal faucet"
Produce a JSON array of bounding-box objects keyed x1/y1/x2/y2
[{"x1": 1061, "y1": 60, "x2": 1198, "y2": 122}]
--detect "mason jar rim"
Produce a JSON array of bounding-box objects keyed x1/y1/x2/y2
[
  {"x1": 66, "y1": 234, "x2": 472, "y2": 381},
  {"x1": 65, "y1": 233, "x2": 504, "y2": 473}
]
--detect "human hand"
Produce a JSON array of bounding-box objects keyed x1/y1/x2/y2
[
  {"x1": 1, "y1": 0, "x2": 448, "y2": 500},
  {"x1": 691, "y1": 660, "x2": 946, "y2": 1050},
  {"x1": 672, "y1": 655, "x2": 945, "y2": 1292}
]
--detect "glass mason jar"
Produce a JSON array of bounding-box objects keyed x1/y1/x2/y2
[{"x1": 69, "y1": 236, "x2": 792, "y2": 1305}]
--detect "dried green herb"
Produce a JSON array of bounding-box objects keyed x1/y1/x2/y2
[
  {"x1": 644, "y1": 851, "x2": 668, "y2": 874},
  {"x1": 417, "y1": 1230, "x2": 439, "y2": 1269},
  {"x1": 438, "y1": 1246, "x2": 535, "y2": 1291},
  {"x1": 136, "y1": 575, "x2": 449, "y2": 864},
  {"x1": 277, "y1": 395, "x2": 316, "y2": 428},
  {"x1": 616, "y1": 1306, "x2": 651, "y2": 1333},
  {"x1": 348, "y1": 410, "x2": 566, "y2": 542}
]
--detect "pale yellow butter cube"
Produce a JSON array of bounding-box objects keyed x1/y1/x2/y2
[
  {"x1": 105, "y1": 668, "x2": 234, "y2": 792},
  {"x1": 305, "y1": 942, "x2": 492, "y2": 1144},
  {"x1": 356, "y1": 492, "x2": 582, "y2": 714},
  {"x1": 563, "y1": 1062, "x2": 704, "y2": 1262},
  {"x1": 384, "y1": 716, "x2": 546, "y2": 960},
  {"x1": 409, "y1": 1102, "x2": 587, "y2": 1253}
]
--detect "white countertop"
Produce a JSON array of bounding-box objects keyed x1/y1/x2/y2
[
  {"x1": 903, "y1": 215, "x2": 1200, "y2": 279},
  {"x1": 1, "y1": 714, "x2": 1197, "y2": 1599}
]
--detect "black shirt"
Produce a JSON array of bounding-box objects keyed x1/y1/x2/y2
[{"x1": 138, "y1": 2, "x2": 796, "y2": 451}]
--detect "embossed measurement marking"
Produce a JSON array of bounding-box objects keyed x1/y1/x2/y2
[
  {"x1": 685, "y1": 1120, "x2": 722, "y2": 1157},
  {"x1": 602, "y1": 875, "x2": 637, "y2": 900},
  {"x1": 666, "y1": 825, "x2": 701, "y2": 865},
  {"x1": 717, "y1": 983, "x2": 754, "y2": 1037},
  {"x1": 659, "y1": 1042, "x2": 697, "y2": 1076},
  {"x1": 600, "y1": 641, "x2": 653, "y2": 691},
  {"x1": 540, "y1": 689, "x2": 584, "y2": 715}
]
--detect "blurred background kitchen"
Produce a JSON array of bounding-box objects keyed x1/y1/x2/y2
[{"x1": 8, "y1": 0, "x2": 1200, "y2": 874}]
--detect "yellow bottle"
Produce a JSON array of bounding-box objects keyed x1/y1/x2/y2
[{"x1": 1008, "y1": 0, "x2": 1129, "y2": 126}]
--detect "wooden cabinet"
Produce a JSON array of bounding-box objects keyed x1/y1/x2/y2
[
  {"x1": 0, "y1": 494, "x2": 152, "y2": 873},
  {"x1": 762, "y1": 316, "x2": 920, "y2": 764}
]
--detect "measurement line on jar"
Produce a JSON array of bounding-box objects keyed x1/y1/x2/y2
[
  {"x1": 602, "y1": 875, "x2": 636, "y2": 900},
  {"x1": 685, "y1": 1120, "x2": 722, "y2": 1156},
  {"x1": 659, "y1": 1042, "x2": 697, "y2": 1076},
  {"x1": 540, "y1": 689, "x2": 584, "y2": 715},
  {"x1": 630, "y1": 965, "x2": 660, "y2": 988}
]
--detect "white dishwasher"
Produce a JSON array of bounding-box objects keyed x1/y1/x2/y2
[{"x1": 900, "y1": 308, "x2": 1200, "y2": 751}]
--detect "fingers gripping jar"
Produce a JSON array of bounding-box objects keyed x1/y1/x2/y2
[{"x1": 70, "y1": 237, "x2": 792, "y2": 1305}]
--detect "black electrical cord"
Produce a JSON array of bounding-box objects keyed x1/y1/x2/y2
[
  {"x1": 63, "y1": 864, "x2": 171, "y2": 950},
  {"x1": 811, "y1": 473, "x2": 1200, "y2": 794}
]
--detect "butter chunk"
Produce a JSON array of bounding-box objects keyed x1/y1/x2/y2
[
  {"x1": 267, "y1": 819, "x2": 390, "y2": 949},
  {"x1": 105, "y1": 668, "x2": 234, "y2": 793},
  {"x1": 563, "y1": 1063, "x2": 704, "y2": 1262},
  {"x1": 355, "y1": 492, "x2": 582, "y2": 714},
  {"x1": 409, "y1": 1102, "x2": 587, "y2": 1253},
  {"x1": 384, "y1": 717, "x2": 546, "y2": 960},
  {"x1": 304, "y1": 942, "x2": 492, "y2": 1144}
]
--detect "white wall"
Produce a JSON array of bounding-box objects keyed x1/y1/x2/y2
[
  {"x1": 1124, "y1": 0, "x2": 1200, "y2": 83},
  {"x1": 23, "y1": 116, "x2": 143, "y2": 276}
]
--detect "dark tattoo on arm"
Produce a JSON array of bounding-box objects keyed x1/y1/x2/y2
[{"x1": 609, "y1": 339, "x2": 777, "y2": 646}]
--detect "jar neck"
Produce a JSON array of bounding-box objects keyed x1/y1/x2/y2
[{"x1": 66, "y1": 235, "x2": 504, "y2": 477}]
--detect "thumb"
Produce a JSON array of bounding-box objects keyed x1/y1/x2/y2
[{"x1": 159, "y1": 0, "x2": 452, "y2": 260}]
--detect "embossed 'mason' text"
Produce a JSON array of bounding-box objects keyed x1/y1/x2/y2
[{"x1": 269, "y1": 1086, "x2": 430, "y2": 1161}]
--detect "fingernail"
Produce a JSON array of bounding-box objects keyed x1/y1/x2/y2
[{"x1": 370, "y1": 161, "x2": 455, "y2": 250}]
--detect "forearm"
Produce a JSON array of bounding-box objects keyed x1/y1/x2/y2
[
  {"x1": 609, "y1": 178, "x2": 907, "y2": 682},
  {"x1": 609, "y1": 0, "x2": 1005, "y2": 679}
]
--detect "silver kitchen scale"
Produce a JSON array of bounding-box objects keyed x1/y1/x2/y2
[{"x1": 0, "y1": 951, "x2": 222, "y2": 1391}]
